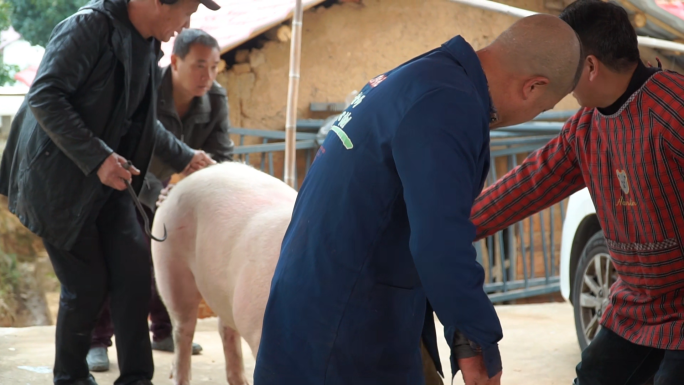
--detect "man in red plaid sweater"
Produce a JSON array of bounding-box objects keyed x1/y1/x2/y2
[{"x1": 470, "y1": 1, "x2": 684, "y2": 384}]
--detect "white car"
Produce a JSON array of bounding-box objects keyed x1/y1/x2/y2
[{"x1": 559, "y1": 187, "x2": 617, "y2": 351}]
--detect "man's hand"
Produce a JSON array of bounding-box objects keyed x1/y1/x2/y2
[
  {"x1": 156, "y1": 183, "x2": 176, "y2": 207},
  {"x1": 458, "y1": 355, "x2": 502, "y2": 385},
  {"x1": 97, "y1": 153, "x2": 140, "y2": 191},
  {"x1": 182, "y1": 150, "x2": 215, "y2": 176}
]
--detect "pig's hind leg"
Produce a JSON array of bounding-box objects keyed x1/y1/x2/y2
[
  {"x1": 219, "y1": 317, "x2": 250, "y2": 385},
  {"x1": 155, "y1": 260, "x2": 202, "y2": 385}
]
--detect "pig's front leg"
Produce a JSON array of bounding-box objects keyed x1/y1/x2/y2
[{"x1": 219, "y1": 317, "x2": 250, "y2": 385}]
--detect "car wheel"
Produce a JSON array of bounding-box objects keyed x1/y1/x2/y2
[{"x1": 571, "y1": 230, "x2": 617, "y2": 351}]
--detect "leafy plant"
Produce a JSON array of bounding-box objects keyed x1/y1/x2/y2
[
  {"x1": 6, "y1": 0, "x2": 88, "y2": 48},
  {"x1": 0, "y1": 62, "x2": 19, "y2": 86},
  {"x1": 0, "y1": 1, "x2": 11, "y2": 32}
]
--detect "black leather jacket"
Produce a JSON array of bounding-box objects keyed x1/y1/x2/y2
[{"x1": 0, "y1": 0, "x2": 195, "y2": 250}]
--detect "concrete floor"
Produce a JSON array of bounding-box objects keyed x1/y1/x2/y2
[{"x1": 0, "y1": 303, "x2": 581, "y2": 385}]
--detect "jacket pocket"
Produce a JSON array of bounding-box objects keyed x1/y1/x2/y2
[
  {"x1": 24, "y1": 144, "x2": 99, "y2": 214},
  {"x1": 26, "y1": 137, "x2": 55, "y2": 170},
  {"x1": 605, "y1": 236, "x2": 684, "y2": 298},
  {"x1": 362, "y1": 283, "x2": 422, "y2": 366}
]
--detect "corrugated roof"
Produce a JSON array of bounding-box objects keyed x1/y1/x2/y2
[
  {"x1": 15, "y1": 0, "x2": 327, "y2": 86},
  {"x1": 159, "y1": 0, "x2": 327, "y2": 67},
  {"x1": 619, "y1": 0, "x2": 684, "y2": 39},
  {"x1": 656, "y1": 0, "x2": 684, "y2": 20}
]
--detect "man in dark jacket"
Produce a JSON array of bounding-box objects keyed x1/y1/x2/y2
[
  {"x1": 0, "y1": 1, "x2": 219, "y2": 384},
  {"x1": 253, "y1": 14, "x2": 583, "y2": 385},
  {"x1": 86, "y1": 28, "x2": 234, "y2": 372}
]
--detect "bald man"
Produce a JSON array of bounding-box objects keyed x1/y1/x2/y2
[{"x1": 252, "y1": 14, "x2": 582, "y2": 385}]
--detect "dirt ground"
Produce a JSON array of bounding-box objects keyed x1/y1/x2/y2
[{"x1": 0, "y1": 302, "x2": 581, "y2": 385}]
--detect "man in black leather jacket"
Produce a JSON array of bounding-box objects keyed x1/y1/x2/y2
[
  {"x1": 86, "y1": 28, "x2": 235, "y2": 372},
  {"x1": 0, "y1": 0, "x2": 220, "y2": 384}
]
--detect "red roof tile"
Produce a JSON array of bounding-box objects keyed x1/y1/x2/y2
[{"x1": 656, "y1": 0, "x2": 684, "y2": 20}]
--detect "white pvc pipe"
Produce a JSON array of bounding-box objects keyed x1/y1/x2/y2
[
  {"x1": 637, "y1": 36, "x2": 684, "y2": 52},
  {"x1": 449, "y1": 0, "x2": 684, "y2": 53}
]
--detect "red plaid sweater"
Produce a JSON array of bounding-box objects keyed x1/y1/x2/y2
[{"x1": 472, "y1": 70, "x2": 684, "y2": 350}]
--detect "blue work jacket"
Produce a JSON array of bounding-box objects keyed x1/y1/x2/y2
[{"x1": 254, "y1": 35, "x2": 503, "y2": 385}]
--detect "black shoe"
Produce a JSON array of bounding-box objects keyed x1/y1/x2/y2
[{"x1": 69, "y1": 376, "x2": 98, "y2": 385}]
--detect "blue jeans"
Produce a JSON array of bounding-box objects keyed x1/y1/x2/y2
[{"x1": 575, "y1": 328, "x2": 684, "y2": 385}]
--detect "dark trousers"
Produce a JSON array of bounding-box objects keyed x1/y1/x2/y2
[
  {"x1": 91, "y1": 204, "x2": 172, "y2": 347},
  {"x1": 575, "y1": 327, "x2": 684, "y2": 385},
  {"x1": 43, "y1": 189, "x2": 153, "y2": 385}
]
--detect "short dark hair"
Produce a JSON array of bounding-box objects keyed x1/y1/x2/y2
[
  {"x1": 559, "y1": 0, "x2": 641, "y2": 73},
  {"x1": 172, "y1": 28, "x2": 220, "y2": 59}
]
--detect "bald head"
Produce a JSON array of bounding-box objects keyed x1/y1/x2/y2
[{"x1": 487, "y1": 14, "x2": 583, "y2": 96}]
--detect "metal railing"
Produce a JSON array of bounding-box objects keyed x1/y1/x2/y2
[
  {"x1": 480, "y1": 110, "x2": 573, "y2": 303},
  {"x1": 232, "y1": 109, "x2": 577, "y2": 304},
  {"x1": 230, "y1": 127, "x2": 319, "y2": 186}
]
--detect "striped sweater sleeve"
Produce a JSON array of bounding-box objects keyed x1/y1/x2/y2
[{"x1": 471, "y1": 116, "x2": 586, "y2": 241}]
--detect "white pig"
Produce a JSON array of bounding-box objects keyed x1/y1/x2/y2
[
  {"x1": 151, "y1": 161, "x2": 444, "y2": 385},
  {"x1": 151, "y1": 161, "x2": 296, "y2": 385}
]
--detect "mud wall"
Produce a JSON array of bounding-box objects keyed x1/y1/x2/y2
[{"x1": 217, "y1": 0, "x2": 582, "y2": 183}]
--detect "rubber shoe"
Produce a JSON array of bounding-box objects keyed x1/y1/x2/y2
[
  {"x1": 86, "y1": 347, "x2": 109, "y2": 372},
  {"x1": 151, "y1": 336, "x2": 203, "y2": 355}
]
